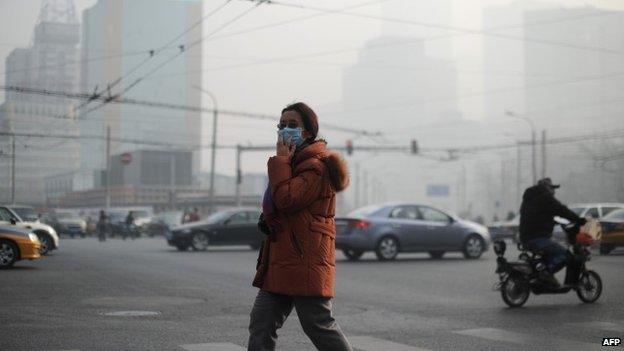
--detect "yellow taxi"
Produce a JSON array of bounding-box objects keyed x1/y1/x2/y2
[{"x1": 0, "y1": 225, "x2": 41, "y2": 268}]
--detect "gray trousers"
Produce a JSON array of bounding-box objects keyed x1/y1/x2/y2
[{"x1": 248, "y1": 290, "x2": 353, "y2": 351}]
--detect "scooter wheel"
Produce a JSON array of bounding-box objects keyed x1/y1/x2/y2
[
  {"x1": 576, "y1": 270, "x2": 602, "y2": 303},
  {"x1": 501, "y1": 276, "x2": 530, "y2": 308}
]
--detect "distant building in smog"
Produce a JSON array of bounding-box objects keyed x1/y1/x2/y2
[
  {"x1": 79, "y1": 0, "x2": 203, "y2": 176},
  {"x1": 0, "y1": 0, "x2": 81, "y2": 205}
]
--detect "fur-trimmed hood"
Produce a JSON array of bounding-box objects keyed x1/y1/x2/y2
[
  {"x1": 294, "y1": 141, "x2": 350, "y2": 193},
  {"x1": 321, "y1": 151, "x2": 350, "y2": 192}
]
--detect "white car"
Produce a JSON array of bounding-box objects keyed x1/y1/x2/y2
[
  {"x1": 569, "y1": 203, "x2": 624, "y2": 219},
  {"x1": 552, "y1": 203, "x2": 624, "y2": 243},
  {"x1": 0, "y1": 205, "x2": 59, "y2": 255}
]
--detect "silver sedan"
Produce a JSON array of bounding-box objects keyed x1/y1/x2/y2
[{"x1": 335, "y1": 203, "x2": 491, "y2": 261}]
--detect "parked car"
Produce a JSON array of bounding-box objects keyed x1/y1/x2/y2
[
  {"x1": 42, "y1": 211, "x2": 87, "y2": 238},
  {"x1": 552, "y1": 203, "x2": 624, "y2": 242},
  {"x1": 488, "y1": 215, "x2": 519, "y2": 243},
  {"x1": 143, "y1": 211, "x2": 184, "y2": 237},
  {"x1": 598, "y1": 208, "x2": 624, "y2": 255},
  {"x1": 335, "y1": 203, "x2": 491, "y2": 261},
  {"x1": 167, "y1": 208, "x2": 262, "y2": 251},
  {"x1": 0, "y1": 225, "x2": 41, "y2": 268},
  {"x1": 0, "y1": 205, "x2": 59, "y2": 255}
]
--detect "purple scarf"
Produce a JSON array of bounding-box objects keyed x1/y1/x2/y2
[{"x1": 262, "y1": 184, "x2": 280, "y2": 240}]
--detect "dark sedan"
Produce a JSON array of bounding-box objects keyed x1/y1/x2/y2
[
  {"x1": 167, "y1": 208, "x2": 263, "y2": 251},
  {"x1": 335, "y1": 203, "x2": 491, "y2": 261}
]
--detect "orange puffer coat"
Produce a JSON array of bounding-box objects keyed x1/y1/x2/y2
[{"x1": 252, "y1": 141, "x2": 349, "y2": 297}]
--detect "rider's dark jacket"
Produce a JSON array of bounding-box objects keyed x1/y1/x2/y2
[{"x1": 519, "y1": 184, "x2": 582, "y2": 243}]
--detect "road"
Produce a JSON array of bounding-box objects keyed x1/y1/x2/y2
[{"x1": 1, "y1": 237, "x2": 622, "y2": 351}]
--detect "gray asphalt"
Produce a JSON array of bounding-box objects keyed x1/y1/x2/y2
[{"x1": 1, "y1": 237, "x2": 622, "y2": 351}]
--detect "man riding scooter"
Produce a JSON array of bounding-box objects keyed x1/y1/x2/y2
[{"x1": 519, "y1": 178, "x2": 587, "y2": 287}]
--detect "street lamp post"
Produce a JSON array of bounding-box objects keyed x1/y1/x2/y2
[
  {"x1": 194, "y1": 86, "x2": 218, "y2": 213},
  {"x1": 506, "y1": 110, "x2": 537, "y2": 184}
]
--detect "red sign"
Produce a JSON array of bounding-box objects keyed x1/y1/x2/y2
[{"x1": 121, "y1": 152, "x2": 132, "y2": 165}]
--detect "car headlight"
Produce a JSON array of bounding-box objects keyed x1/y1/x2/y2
[{"x1": 28, "y1": 233, "x2": 39, "y2": 242}]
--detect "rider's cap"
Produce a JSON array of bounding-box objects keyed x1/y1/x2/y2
[{"x1": 538, "y1": 177, "x2": 560, "y2": 189}]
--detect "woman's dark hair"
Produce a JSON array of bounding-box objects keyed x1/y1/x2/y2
[{"x1": 282, "y1": 102, "x2": 319, "y2": 141}]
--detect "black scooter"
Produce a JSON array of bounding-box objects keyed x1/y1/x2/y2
[{"x1": 493, "y1": 223, "x2": 602, "y2": 307}]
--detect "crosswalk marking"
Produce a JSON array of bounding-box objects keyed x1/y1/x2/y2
[
  {"x1": 455, "y1": 328, "x2": 602, "y2": 351},
  {"x1": 349, "y1": 336, "x2": 431, "y2": 351},
  {"x1": 565, "y1": 321, "x2": 623, "y2": 332},
  {"x1": 179, "y1": 343, "x2": 245, "y2": 351}
]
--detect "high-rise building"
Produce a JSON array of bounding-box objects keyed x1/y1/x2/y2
[
  {"x1": 79, "y1": 0, "x2": 203, "y2": 177},
  {"x1": 0, "y1": 0, "x2": 81, "y2": 205},
  {"x1": 483, "y1": 4, "x2": 624, "y2": 203}
]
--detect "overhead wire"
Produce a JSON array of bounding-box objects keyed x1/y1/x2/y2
[
  {"x1": 68, "y1": 0, "x2": 235, "y2": 120},
  {"x1": 0, "y1": 85, "x2": 382, "y2": 137},
  {"x1": 252, "y1": 0, "x2": 624, "y2": 56}
]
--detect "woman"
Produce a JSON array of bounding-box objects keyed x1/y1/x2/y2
[{"x1": 248, "y1": 102, "x2": 352, "y2": 351}]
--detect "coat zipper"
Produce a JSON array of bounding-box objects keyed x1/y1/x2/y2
[{"x1": 291, "y1": 231, "x2": 304, "y2": 259}]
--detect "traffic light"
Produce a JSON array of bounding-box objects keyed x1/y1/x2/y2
[
  {"x1": 411, "y1": 140, "x2": 418, "y2": 154},
  {"x1": 346, "y1": 140, "x2": 353, "y2": 156}
]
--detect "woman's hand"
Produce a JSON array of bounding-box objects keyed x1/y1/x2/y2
[{"x1": 276, "y1": 135, "x2": 295, "y2": 158}]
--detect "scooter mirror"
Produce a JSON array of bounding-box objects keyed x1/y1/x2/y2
[{"x1": 493, "y1": 240, "x2": 506, "y2": 256}]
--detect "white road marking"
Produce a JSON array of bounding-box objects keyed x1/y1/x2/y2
[
  {"x1": 349, "y1": 336, "x2": 431, "y2": 351},
  {"x1": 455, "y1": 328, "x2": 603, "y2": 351},
  {"x1": 565, "y1": 321, "x2": 623, "y2": 332},
  {"x1": 180, "y1": 343, "x2": 245, "y2": 351}
]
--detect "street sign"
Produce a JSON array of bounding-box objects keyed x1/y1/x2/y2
[{"x1": 121, "y1": 152, "x2": 132, "y2": 165}]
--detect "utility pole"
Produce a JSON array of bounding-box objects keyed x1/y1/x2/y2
[
  {"x1": 105, "y1": 126, "x2": 111, "y2": 210},
  {"x1": 170, "y1": 153, "x2": 176, "y2": 208},
  {"x1": 541, "y1": 129, "x2": 547, "y2": 178},
  {"x1": 194, "y1": 86, "x2": 218, "y2": 213},
  {"x1": 531, "y1": 130, "x2": 537, "y2": 184},
  {"x1": 363, "y1": 170, "x2": 368, "y2": 206},
  {"x1": 235, "y1": 144, "x2": 242, "y2": 207},
  {"x1": 506, "y1": 110, "x2": 536, "y2": 184},
  {"x1": 516, "y1": 142, "x2": 521, "y2": 207},
  {"x1": 11, "y1": 135, "x2": 15, "y2": 205},
  {"x1": 354, "y1": 162, "x2": 360, "y2": 208}
]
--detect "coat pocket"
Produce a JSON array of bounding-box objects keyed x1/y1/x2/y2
[{"x1": 309, "y1": 221, "x2": 336, "y2": 265}]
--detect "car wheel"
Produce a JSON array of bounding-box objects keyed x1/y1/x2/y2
[
  {"x1": 428, "y1": 251, "x2": 445, "y2": 259},
  {"x1": 343, "y1": 249, "x2": 364, "y2": 261},
  {"x1": 176, "y1": 244, "x2": 189, "y2": 251},
  {"x1": 191, "y1": 233, "x2": 209, "y2": 251},
  {"x1": 599, "y1": 243, "x2": 614, "y2": 255},
  {"x1": 37, "y1": 233, "x2": 52, "y2": 256},
  {"x1": 0, "y1": 239, "x2": 19, "y2": 269},
  {"x1": 375, "y1": 236, "x2": 399, "y2": 261},
  {"x1": 463, "y1": 235, "x2": 484, "y2": 259}
]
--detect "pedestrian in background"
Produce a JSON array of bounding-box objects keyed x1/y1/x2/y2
[
  {"x1": 97, "y1": 210, "x2": 108, "y2": 242},
  {"x1": 188, "y1": 207, "x2": 200, "y2": 222},
  {"x1": 248, "y1": 102, "x2": 352, "y2": 351}
]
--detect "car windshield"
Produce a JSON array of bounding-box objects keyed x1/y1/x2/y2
[
  {"x1": 348, "y1": 205, "x2": 384, "y2": 217},
  {"x1": 11, "y1": 207, "x2": 39, "y2": 221},
  {"x1": 157, "y1": 211, "x2": 183, "y2": 226},
  {"x1": 603, "y1": 209, "x2": 624, "y2": 221},
  {"x1": 570, "y1": 207, "x2": 585, "y2": 216},
  {"x1": 133, "y1": 210, "x2": 150, "y2": 219},
  {"x1": 57, "y1": 212, "x2": 79, "y2": 219},
  {"x1": 204, "y1": 211, "x2": 234, "y2": 224},
  {"x1": 109, "y1": 212, "x2": 126, "y2": 221}
]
